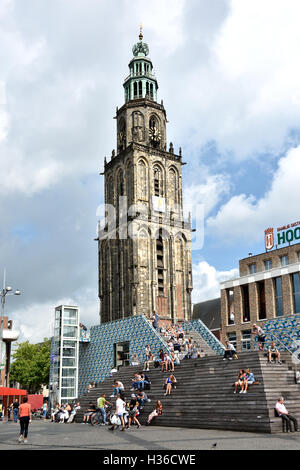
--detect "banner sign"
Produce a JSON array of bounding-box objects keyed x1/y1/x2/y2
[
  {"x1": 0, "y1": 342, "x2": 5, "y2": 370},
  {"x1": 265, "y1": 220, "x2": 300, "y2": 251},
  {"x1": 152, "y1": 196, "x2": 166, "y2": 213}
]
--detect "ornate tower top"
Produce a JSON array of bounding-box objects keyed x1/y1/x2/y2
[
  {"x1": 132, "y1": 25, "x2": 149, "y2": 57},
  {"x1": 123, "y1": 28, "x2": 158, "y2": 103}
]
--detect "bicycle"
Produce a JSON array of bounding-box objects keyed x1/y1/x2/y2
[{"x1": 90, "y1": 405, "x2": 112, "y2": 426}]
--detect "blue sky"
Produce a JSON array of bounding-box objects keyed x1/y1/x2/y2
[{"x1": 1, "y1": 0, "x2": 300, "y2": 342}]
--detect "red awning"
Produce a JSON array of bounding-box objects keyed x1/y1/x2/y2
[{"x1": 0, "y1": 387, "x2": 27, "y2": 396}]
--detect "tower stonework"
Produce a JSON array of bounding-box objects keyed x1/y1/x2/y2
[{"x1": 98, "y1": 31, "x2": 193, "y2": 326}]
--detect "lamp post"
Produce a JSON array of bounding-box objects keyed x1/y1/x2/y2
[{"x1": 0, "y1": 268, "x2": 21, "y2": 387}]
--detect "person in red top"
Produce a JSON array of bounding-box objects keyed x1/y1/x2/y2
[{"x1": 18, "y1": 397, "x2": 32, "y2": 444}]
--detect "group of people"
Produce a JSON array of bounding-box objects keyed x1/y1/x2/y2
[
  {"x1": 82, "y1": 389, "x2": 164, "y2": 431},
  {"x1": 51, "y1": 401, "x2": 81, "y2": 423},
  {"x1": 233, "y1": 369, "x2": 256, "y2": 394},
  {"x1": 159, "y1": 324, "x2": 201, "y2": 360}
]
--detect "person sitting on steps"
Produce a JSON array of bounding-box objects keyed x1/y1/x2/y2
[
  {"x1": 146, "y1": 400, "x2": 163, "y2": 426},
  {"x1": 242, "y1": 368, "x2": 256, "y2": 393},
  {"x1": 234, "y1": 369, "x2": 247, "y2": 394},
  {"x1": 164, "y1": 374, "x2": 177, "y2": 396},
  {"x1": 275, "y1": 397, "x2": 298, "y2": 433},
  {"x1": 268, "y1": 342, "x2": 282, "y2": 364},
  {"x1": 223, "y1": 341, "x2": 236, "y2": 360}
]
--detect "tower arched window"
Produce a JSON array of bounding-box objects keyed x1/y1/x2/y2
[
  {"x1": 134, "y1": 82, "x2": 137, "y2": 98},
  {"x1": 139, "y1": 81, "x2": 142, "y2": 98},
  {"x1": 153, "y1": 165, "x2": 163, "y2": 197},
  {"x1": 146, "y1": 82, "x2": 149, "y2": 97}
]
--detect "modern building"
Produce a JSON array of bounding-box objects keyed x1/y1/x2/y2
[
  {"x1": 50, "y1": 306, "x2": 80, "y2": 404},
  {"x1": 0, "y1": 317, "x2": 19, "y2": 387},
  {"x1": 97, "y1": 28, "x2": 193, "y2": 327},
  {"x1": 220, "y1": 242, "x2": 300, "y2": 351}
]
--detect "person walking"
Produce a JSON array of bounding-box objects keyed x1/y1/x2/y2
[
  {"x1": 18, "y1": 397, "x2": 32, "y2": 444},
  {"x1": 109, "y1": 393, "x2": 126, "y2": 432},
  {"x1": 42, "y1": 400, "x2": 48, "y2": 420},
  {"x1": 13, "y1": 399, "x2": 19, "y2": 423},
  {"x1": 97, "y1": 393, "x2": 111, "y2": 425}
]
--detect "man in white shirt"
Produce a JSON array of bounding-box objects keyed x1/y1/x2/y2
[
  {"x1": 111, "y1": 380, "x2": 125, "y2": 398},
  {"x1": 275, "y1": 397, "x2": 298, "y2": 432},
  {"x1": 223, "y1": 341, "x2": 236, "y2": 360},
  {"x1": 109, "y1": 394, "x2": 126, "y2": 432},
  {"x1": 252, "y1": 324, "x2": 266, "y2": 351}
]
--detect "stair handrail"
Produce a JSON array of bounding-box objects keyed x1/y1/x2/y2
[
  {"x1": 268, "y1": 331, "x2": 298, "y2": 356},
  {"x1": 140, "y1": 314, "x2": 172, "y2": 354}
]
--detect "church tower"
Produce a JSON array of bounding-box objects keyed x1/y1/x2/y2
[{"x1": 97, "y1": 28, "x2": 193, "y2": 326}]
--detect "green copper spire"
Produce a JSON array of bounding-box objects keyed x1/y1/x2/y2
[{"x1": 123, "y1": 27, "x2": 158, "y2": 103}]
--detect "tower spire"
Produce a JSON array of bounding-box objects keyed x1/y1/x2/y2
[{"x1": 123, "y1": 28, "x2": 158, "y2": 103}]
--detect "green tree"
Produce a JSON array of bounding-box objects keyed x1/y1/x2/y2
[{"x1": 10, "y1": 338, "x2": 51, "y2": 393}]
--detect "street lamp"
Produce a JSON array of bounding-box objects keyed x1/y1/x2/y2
[{"x1": 0, "y1": 268, "x2": 21, "y2": 387}]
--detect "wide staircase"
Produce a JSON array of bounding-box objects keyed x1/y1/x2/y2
[
  {"x1": 75, "y1": 350, "x2": 300, "y2": 433},
  {"x1": 184, "y1": 330, "x2": 217, "y2": 358}
]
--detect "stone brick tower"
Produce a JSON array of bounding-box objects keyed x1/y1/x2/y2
[{"x1": 97, "y1": 28, "x2": 193, "y2": 326}]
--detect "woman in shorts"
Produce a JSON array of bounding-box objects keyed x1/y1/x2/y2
[
  {"x1": 127, "y1": 395, "x2": 141, "y2": 429},
  {"x1": 147, "y1": 400, "x2": 163, "y2": 425},
  {"x1": 234, "y1": 369, "x2": 247, "y2": 394}
]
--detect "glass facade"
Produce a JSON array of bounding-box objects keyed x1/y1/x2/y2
[
  {"x1": 292, "y1": 273, "x2": 300, "y2": 314},
  {"x1": 50, "y1": 306, "x2": 79, "y2": 404},
  {"x1": 242, "y1": 284, "x2": 250, "y2": 322},
  {"x1": 227, "y1": 332, "x2": 237, "y2": 350},
  {"x1": 274, "y1": 277, "x2": 283, "y2": 317},
  {"x1": 242, "y1": 330, "x2": 252, "y2": 350},
  {"x1": 249, "y1": 263, "x2": 256, "y2": 274},
  {"x1": 264, "y1": 259, "x2": 272, "y2": 270}
]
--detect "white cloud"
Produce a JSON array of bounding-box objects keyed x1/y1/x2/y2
[
  {"x1": 12, "y1": 288, "x2": 98, "y2": 344},
  {"x1": 167, "y1": 0, "x2": 300, "y2": 158},
  {"x1": 192, "y1": 260, "x2": 238, "y2": 303},
  {"x1": 183, "y1": 174, "x2": 230, "y2": 217},
  {"x1": 0, "y1": 81, "x2": 9, "y2": 142},
  {"x1": 207, "y1": 145, "x2": 300, "y2": 243}
]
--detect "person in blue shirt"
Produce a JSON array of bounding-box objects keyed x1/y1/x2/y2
[{"x1": 243, "y1": 368, "x2": 256, "y2": 393}]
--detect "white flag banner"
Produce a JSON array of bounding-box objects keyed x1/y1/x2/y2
[
  {"x1": 0, "y1": 341, "x2": 5, "y2": 370},
  {"x1": 152, "y1": 196, "x2": 166, "y2": 213}
]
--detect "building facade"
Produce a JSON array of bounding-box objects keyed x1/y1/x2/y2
[
  {"x1": 50, "y1": 306, "x2": 80, "y2": 404},
  {"x1": 0, "y1": 317, "x2": 19, "y2": 387},
  {"x1": 97, "y1": 30, "x2": 193, "y2": 326},
  {"x1": 220, "y1": 243, "x2": 300, "y2": 351}
]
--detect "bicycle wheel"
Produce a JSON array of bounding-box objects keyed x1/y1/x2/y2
[{"x1": 90, "y1": 414, "x2": 97, "y2": 426}]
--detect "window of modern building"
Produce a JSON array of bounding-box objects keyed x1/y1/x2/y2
[
  {"x1": 280, "y1": 255, "x2": 289, "y2": 267},
  {"x1": 291, "y1": 273, "x2": 300, "y2": 314},
  {"x1": 242, "y1": 330, "x2": 252, "y2": 350},
  {"x1": 227, "y1": 332, "x2": 237, "y2": 350},
  {"x1": 249, "y1": 263, "x2": 257, "y2": 274},
  {"x1": 226, "y1": 289, "x2": 235, "y2": 325},
  {"x1": 264, "y1": 259, "x2": 272, "y2": 270},
  {"x1": 298, "y1": 252, "x2": 300, "y2": 262},
  {"x1": 274, "y1": 277, "x2": 283, "y2": 317},
  {"x1": 257, "y1": 280, "x2": 266, "y2": 320},
  {"x1": 241, "y1": 284, "x2": 250, "y2": 322}
]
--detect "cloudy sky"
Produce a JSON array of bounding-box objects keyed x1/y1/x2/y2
[{"x1": 1, "y1": 0, "x2": 300, "y2": 342}]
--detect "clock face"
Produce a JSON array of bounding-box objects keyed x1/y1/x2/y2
[{"x1": 149, "y1": 121, "x2": 161, "y2": 146}]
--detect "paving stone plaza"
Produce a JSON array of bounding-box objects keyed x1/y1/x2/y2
[{"x1": 0, "y1": 421, "x2": 300, "y2": 451}]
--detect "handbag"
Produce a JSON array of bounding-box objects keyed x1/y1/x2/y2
[{"x1": 111, "y1": 414, "x2": 121, "y2": 426}]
